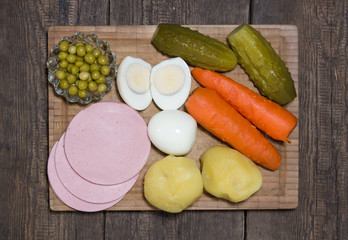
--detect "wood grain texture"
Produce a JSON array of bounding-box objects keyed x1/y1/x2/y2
[
  {"x1": 110, "y1": 0, "x2": 250, "y2": 25},
  {"x1": 247, "y1": 0, "x2": 348, "y2": 240},
  {"x1": 105, "y1": 210, "x2": 244, "y2": 240},
  {"x1": 0, "y1": 0, "x2": 52, "y2": 239},
  {"x1": 0, "y1": 0, "x2": 109, "y2": 240}
]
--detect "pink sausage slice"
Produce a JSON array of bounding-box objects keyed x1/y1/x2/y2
[
  {"x1": 55, "y1": 133, "x2": 138, "y2": 204},
  {"x1": 64, "y1": 102, "x2": 151, "y2": 185},
  {"x1": 47, "y1": 142, "x2": 122, "y2": 212}
]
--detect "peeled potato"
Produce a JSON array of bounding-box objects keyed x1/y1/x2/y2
[
  {"x1": 144, "y1": 155, "x2": 203, "y2": 213},
  {"x1": 201, "y1": 146, "x2": 262, "y2": 203}
]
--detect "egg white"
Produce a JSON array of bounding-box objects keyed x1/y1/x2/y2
[
  {"x1": 150, "y1": 57, "x2": 191, "y2": 110},
  {"x1": 117, "y1": 56, "x2": 152, "y2": 111}
]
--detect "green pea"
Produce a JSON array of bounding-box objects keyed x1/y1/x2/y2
[
  {"x1": 90, "y1": 64, "x2": 100, "y2": 72},
  {"x1": 67, "y1": 64, "x2": 74, "y2": 73},
  {"x1": 97, "y1": 83, "x2": 107, "y2": 93},
  {"x1": 85, "y1": 44, "x2": 93, "y2": 53},
  {"x1": 67, "y1": 74, "x2": 77, "y2": 84},
  {"x1": 75, "y1": 42, "x2": 84, "y2": 47},
  {"x1": 59, "y1": 79, "x2": 69, "y2": 89},
  {"x1": 77, "y1": 80, "x2": 88, "y2": 90},
  {"x1": 67, "y1": 54, "x2": 77, "y2": 63},
  {"x1": 96, "y1": 75, "x2": 105, "y2": 84},
  {"x1": 70, "y1": 65, "x2": 79, "y2": 75},
  {"x1": 59, "y1": 59, "x2": 68, "y2": 69},
  {"x1": 97, "y1": 55, "x2": 108, "y2": 65},
  {"x1": 76, "y1": 45, "x2": 86, "y2": 57},
  {"x1": 68, "y1": 86, "x2": 78, "y2": 95},
  {"x1": 78, "y1": 90, "x2": 87, "y2": 99},
  {"x1": 75, "y1": 60, "x2": 84, "y2": 67},
  {"x1": 68, "y1": 45, "x2": 77, "y2": 54},
  {"x1": 91, "y1": 71, "x2": 100, "y2": 80},
  {"x1": 59, "y1": 41, "x2": 69, "y2": 52},
  {"x1": 88, "y1": 81, "x2": 98, "y2": 91},
  {"x1": 79, "y1": 72, "x2": 90, "y2": 81},
  {"x1": 92, "y1": 49, "x2": 101, "y2": 58},
  {"x1": 58, "y1": 51, "x2": 68, "y2": 60},
  {"x1": 84, "y1": 53, "x2": 95, "y2": 64},
  {"x1": 100, "y1": 66, "x2": 110, "y2": 76},
  {"x1": 80, "y1": 63, "x2": 90, "y2": 72},
  {"x1": 56, "y1": 70, "x2": 66, "y2": 80}
]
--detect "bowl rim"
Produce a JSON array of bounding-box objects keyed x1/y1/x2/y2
[{"x1": 47, "y1": 32, "x2": 117, "y2": 105}]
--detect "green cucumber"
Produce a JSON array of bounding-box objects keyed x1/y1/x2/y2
[
  {"x1": 152, "y1": 24, "x2": 237, "y2": 72},
  {"x1": 228, "y1": 24, "x2": 297, "y2": 105}
]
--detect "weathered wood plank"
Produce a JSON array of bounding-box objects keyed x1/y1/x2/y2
[
  {"x1": 247, "y1": 0, "x2": 348, "y2": 239},
  {"x1": 0, "y1": 0, "x2": 109, "y2": 239},
  {"x1": 110, "y1": 0, "x2": 250, "y2": 25},
  {"x1": 105, "y1": 211, "x2": 244, "y2": 240}
]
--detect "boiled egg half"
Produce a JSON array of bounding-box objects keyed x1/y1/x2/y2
[
  {"x1": 117, "y1": 56, "x2": 152, "y2": 110},
  {"x1": 150, "y1": 57, "x2": 191, "y2": 110}
]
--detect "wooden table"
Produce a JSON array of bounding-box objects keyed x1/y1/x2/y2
[{"x1": 1, "y1": 0, "x2": 347, "y2": 239}]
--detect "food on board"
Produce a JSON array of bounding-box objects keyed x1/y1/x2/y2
[
  {"x1": 185, "y1": 87, "x2": 282, "y2": 170},
  {"x1": 201, "y1": 146, "x2": 262, "y2": 203},
  {"x1": 54, "y1": 133, "x2": 138, "y2": 204},
  {"x1": 227, "y1": 24, "x2": 297, "y2": 105},
  {"x1": 47, "y1": 143, "x2": 124, "y2": 212},
  {"x1": 147, "y1": 110, "x2": 197, "y2": 155},
  {"x1": 191, "y1": 67, "x2": 298, "y2": 142},
  {"x1": 152, "y1": 24, "x2": 237, "y2": 72},
  {"x1": 150, "y1": 57, "x2": 191, "y2": 110},
  {"x1": 64, "y1": 102, "x2": 151, "y2": 185},
  {"x1": 47, "y1": 102, "x2": 152, "y2": 212},
  {"x1": 117, "y1": 56, "x2": 153, "y2": 110},
  {"x1": 47, "y1": 32, "x2": 116, "y2": 104},
  {"x1": 144, "y1": 155, "x2": 203, "y2": 213}
]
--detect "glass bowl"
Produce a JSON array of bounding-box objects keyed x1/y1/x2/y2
[{"x1": 47, "y1": 32, "x2": 117, "y2": 104}]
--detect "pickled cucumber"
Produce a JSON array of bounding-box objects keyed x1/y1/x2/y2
[
  {"x1": 152, "y1": 24, "x2": 237, "y2": 72},
  {"x1": 228, "y1": 24, "x2": 297, "y2": 105}
]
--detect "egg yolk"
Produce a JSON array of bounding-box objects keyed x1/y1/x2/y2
[
  {"x1": 153, "y1": 65, "x2": 185, "y2": 95},
  {"x1": 126, "y1": 63, "x2": 151, "y2": 94}
]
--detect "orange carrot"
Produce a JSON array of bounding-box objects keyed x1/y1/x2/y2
[
  {"x1": 191, "y1": 67, "x2": 298, "y2": 142},
  {"x1": 185, "y1": 87, "x2": 281, "y2": 170}
]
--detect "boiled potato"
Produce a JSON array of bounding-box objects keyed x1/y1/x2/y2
[
  {"x1": 201, "y1": 146, "x2": 262, "y2": 203},
  {"x1": 144, "y1": 155, "x2": 203, "y2": 213}
]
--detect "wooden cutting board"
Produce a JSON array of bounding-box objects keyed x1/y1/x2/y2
[{"x1": 48, "y1": 25, "x2": 299, "y2": 211}]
